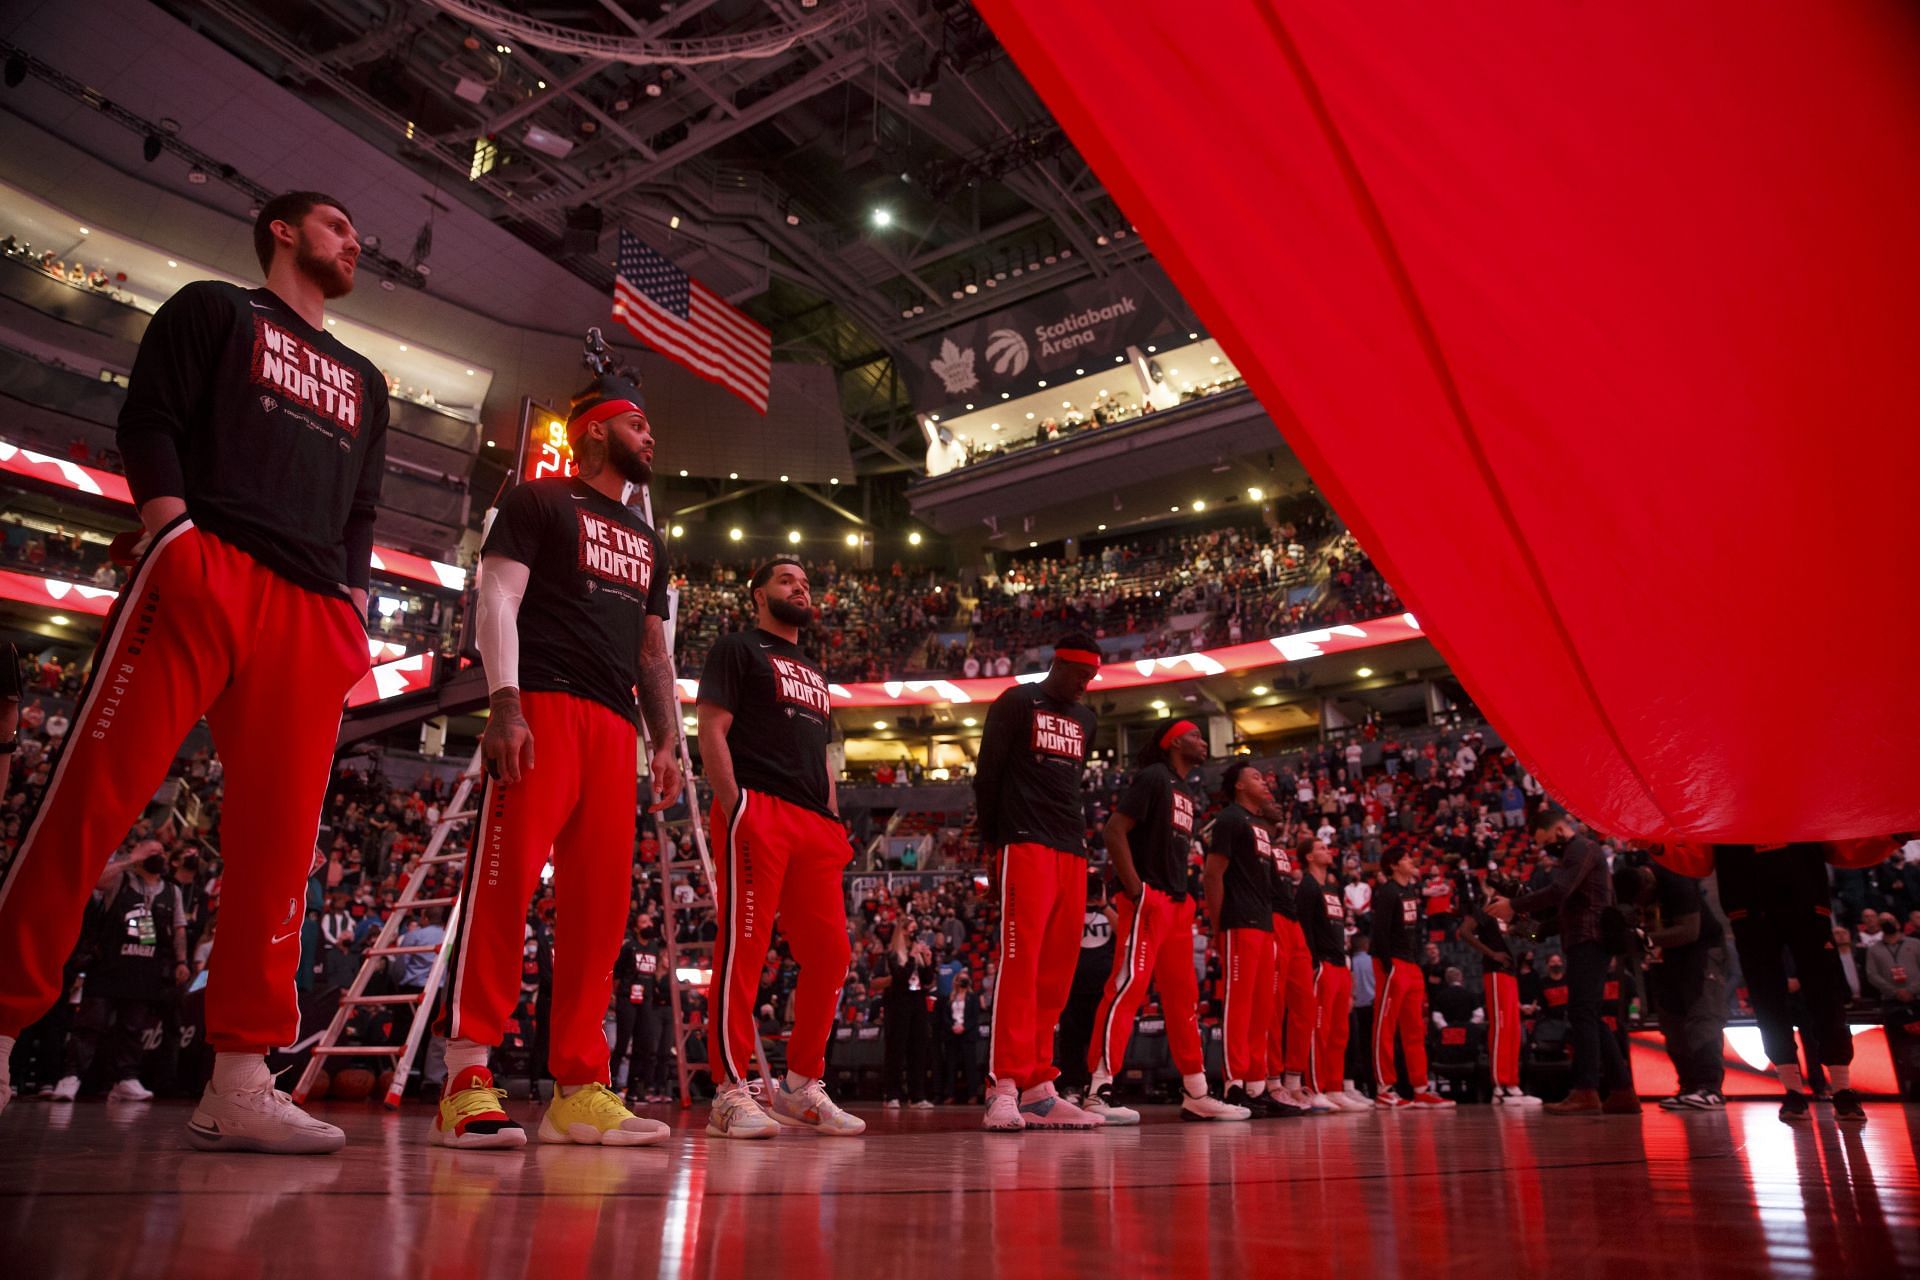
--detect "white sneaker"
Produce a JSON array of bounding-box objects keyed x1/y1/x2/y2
[
  {"x1": 884, "y1": 1098, "x2": 903, "y2": 1110},
  {"x1": 1083, "y1": 1083, "x2": 1140, "y2": 1126},
  {"x1": 1342, "y1": 1088, "x2": 1374, "y2": 1109},
  {"x1": 909, "y1": 1099, "x2": 935, "y2": 1111},
  {"x1": 771, "y1": 1077, "x2": 866, "y2": 1136},
  {"x1": 108, "y1": 1078, "x2": 154, "y2": 1102},
  {"x1": 1503, "y1": 1087, "x2": 1543, "y2": 1107},
  {"x1": 1181, "y1": 1089, "x2": 1252, "y2": 1122},
  {"x1": 187, "y1": 1080, "x2": 346, "y2": 1154},
  {"x1": 706, "y1": 1083, "x2": 779, "y2": 1140},
  {"x1": 984, "y1": 1080, "x2": 1025, "y2": 1132},
  {"x1": 1325, "y1": 1089, "x2": 1371, "y2": 1112},
  {"x1": 0, "y1": 1077, "x2": 9, "y2": 1118},
  {"x1": 1017, "y1": 1082, "x2": 1102, "y2": 1130},
  {"x1": 1299, "y1": 1090, "x2": 1336, "y2": 1113},
  {"x1": 49, "y1": 1075, "x2": 80, "y2": 1102}
]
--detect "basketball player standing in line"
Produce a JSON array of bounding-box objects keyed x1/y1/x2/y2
[
  {"x1": 1296, "y1": 836, "x2": 1371, "y2": 1110},
  {"x1": 1084, "y1": 722, "x2": 1249, "y2": 1124},
  {"x1": 976, "y1": 634, "x2": 1103, "y2": 1131},
  {"x1": 1458, "y1": 881, "x2": 1538, "y2": 1105},
  {"x1": 0, "y1": 193, "x2": 383, "y2": 1151},
  {"x1": 1205, "y1": 762, "x2": 1299, "y2": 1117},
  {"x1": 1371, "y1": 846, "x2": 1455, "y2": 1108},
  {"x1": 699, "y1": 560, "x2": 864, "y2": 1138},
  {"x1": 431, "y1": 373, "x2": 681, "y2": 1149}
]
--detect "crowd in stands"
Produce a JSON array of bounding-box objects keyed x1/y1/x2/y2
[
  {"x1": 1, "y1": 233, "x2": 141, "y2": 308},
  {"x1": 0, "y1": 518, "x2": 126, "y2": 590},
  {"x1": 946, "y1": 369, "x2": 1250, "y2": 469}
]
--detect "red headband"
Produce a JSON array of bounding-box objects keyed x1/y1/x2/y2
[
  {"x1": 1159, "y1": 719, "x2": 1198, "y2": 749},
  {"x1": 1053, "y1": 647, "x2": 1102, "y2": 667},
  {"x1": 570, "y1": 399, "x2": 644, "y2": 433}
]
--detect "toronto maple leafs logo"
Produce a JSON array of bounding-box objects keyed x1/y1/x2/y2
[
  {"x1": 985, "y1": 328, "x2": 1029, "y2": 376},
  {"x1": 929, "y1": 338, "x2": 978, "y2": 394}
]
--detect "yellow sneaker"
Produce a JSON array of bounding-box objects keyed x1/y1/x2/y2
[
  {"x1": 538, "y1": 1082, "x2": 670, "y2": 1147},
  {"x1": 431, "y1": 1066, "x2": 526, "y2": 1150}
]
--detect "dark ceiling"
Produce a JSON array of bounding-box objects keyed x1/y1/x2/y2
[{"x1": 152, "y1": 0, "x2": 1155, "y2": 474}]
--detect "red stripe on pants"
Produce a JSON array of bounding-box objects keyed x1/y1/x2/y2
[
  {"x1": 1311, "y1": 963, "x2": 1353, "y2": 1093},
  {"x1": 1483, "y1": 970, "x2": 1521, "y2": 1088},
  {"x1": 1268, "y1": 914, "x2": 1315, "y2": 1076},
  {"x1": 1371, "y1": 957, "x2": 1428, "y2": 1087},
  {"x1": 0, "y1": 521, "x2": 368, "y2": 1050},
  {"x1": 1087, "y1": 888, "x2": 1202, "y2": 1078},
  {"x1": 707, "y1": 790, "x2": 852, "y2": 1084},
  {"x1": 439, "y1": 691, "x2": 636, "y2": 1085},
  {"x1": 1220, "y1": 927, "x2": 1276, "y2": 1084},
  {"x1": 987, "y1": 843, "x2": 1088, "y2": 1090}
]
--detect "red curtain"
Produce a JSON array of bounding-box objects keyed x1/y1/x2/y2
[{"x1": 977, "y1": 1, "x2": 1920, "y2": 841}]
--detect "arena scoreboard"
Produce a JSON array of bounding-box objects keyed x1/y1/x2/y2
[{"x1": 514, "y1": 399, "x2": 576, "y2": 483}]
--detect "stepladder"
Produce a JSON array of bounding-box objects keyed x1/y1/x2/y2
[{"x1": 291, "y1": 745, "x2": 484, "y2": 1108}]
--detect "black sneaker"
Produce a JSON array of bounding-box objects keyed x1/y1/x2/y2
[
  {"x1": 1831, "y1": 1089, "x2": 1867, "y2": 1125},
  {"x1": 1227, "y1": 1085, "x2": 1302, "y2": 1119},
  {"x1": 1778, "y1": 1089, "x2": 1811, "y2": 1123}
]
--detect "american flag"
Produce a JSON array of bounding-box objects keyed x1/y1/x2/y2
[{"x1": 612, "y1": 230, "x2": 772, "y2": 414}]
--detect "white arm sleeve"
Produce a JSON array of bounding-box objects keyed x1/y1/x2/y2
[{"x1": 475, "y1": 555, "x2": 530, "y2": 693}]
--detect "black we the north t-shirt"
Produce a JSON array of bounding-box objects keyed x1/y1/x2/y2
[
  {"x1": 1264, "y1": 825, "x2": 1300, "y2": 920},
  {"x1": 973, "y1": 684, "x2": 1097, "y2": 857},
  {"x1": 698, "y1": 629, "x2": 835, "y2": 818},
  {"x1": 1211, "y1": 803, "x2": 1274, "y2": 931},
  {"x1": 1117, "y1": 763, "x2": 1199, "y2": 899},
  {"x1": 483, "y1": 477, "x2": 669, "y2": 724}
]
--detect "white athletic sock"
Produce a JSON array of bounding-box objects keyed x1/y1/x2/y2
[
  {"x1": 1827, "y1": 1064, "x2": 1851, "y2": 1089},
  {"x1": 1284, "y1": 1072, "x2": 1303, "y2": 1090},
  {"x1": 1181, "y1": 1072, "x2": 1210, "y2": 1099},
  {"x1": 1775, "y1": 1064, "x2": 1805, "y2": 1093},
  {"x1": 1266, "y1": 1076, "x2": 1285, "y2": 1096},
  {"x1": 442, "y1": 1039, "x2": 490, "y2": 1086},
  {"x1": 1244, "y1": 1080, "x2": 1266, "y2": 1098},
  {"x1": 211, "y1": 1052, "x2": 271, "y2": 1094},
  {"x1": 786, "y1": 1070, "x2": 812, "y2": 1092},
  {"x1": 1343, "y1": 1078, "x2": 1357, "y2": 1092},
  {"x1": 1090, "y1": 1071, "x2": 1113, "y2": 1093},
  {"x1": 0, "y1": 1034, "x2": 14, "y2": 1084}
]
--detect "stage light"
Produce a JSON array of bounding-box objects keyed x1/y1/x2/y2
[
  {"x1": 930, "y1": 415, "x2": 940, "y2": 422},
  {"x1": 964, "y1": 282, "x2": 978, "y2": 294},
  {"x1": 728, "y1": 528, "x2": 743, "y2": 541},
  {"x1": 1192, "y1": 499, "x2": 1206, "y2": 511},
  {"x1": 1037, "y1": 381, "x2": 1047, "y2": 388},
  {"x1": 1247, "y1": 486, "x2": 1264, "y2": 500},
  {"x1": 1151, "y1": 699, "x2": 1167, "y2": 709},
  {"x1": 1097, "y1": 523, "x2": 1107, "y2": 531},
  {"x1": 787, "y1": 530, "x2": 801, "y2": 544},
  {"x1": 1116, "y1": 355, "x2": 1125, "y2": 363},
  {"x1": 1190, "y1": 332, "x2": 1199, "y2": 339},
  {"x1": 398, "y1": 344, "x2": 407, "y2": 352},
  {"x1": 779, "y1": 474, "x2": 789, "y2": 482},
  {"x1": 49, "y1": 614, "x2": 69, "y2": 626},
  {"x1": 669, "y1": 214, "x2": 681, "y2": 229},
  {"x1": 728, "y1": 471, "x2": 738, "y2": 480},
  {"x1": 1252, "y1": 686, "x2": 1269, "y2": 696},
  {"x1": 485, "y1": 439, "x2": 497, "y2": 448},
  {"x1": 167, "y1": 260, "x2": 178, "y2": 268},
  {"x1": 830, "y1": 477, "x2": 839, "y2": 484},
  {"x1": 78, "y1": 227, "x2": 89, "y2": 236},
  {"x1": 962, "y1": 717, "x2": 977, "y2": 727},
  {"x1": 1170, "y1": 505, "x2": 1181, "y2": 512},
  {"x1": 1030, "y1": 540, "x2": 1038, "y2": 548},
  {"x1": 873, "y1": 720, "x2": 888, "y2": 730},
  {"x1": 908, "y1": 531, "x2": 923, "y2": 546},
  {"x1": 1000, "y1": 392, "x2": 1009, "y2": 399},
  {"x1": 990, "y1": 423, "x2": 1001, "y2": 431},
  {"x1": 1147, "y1": 345, "x2": 1157, "y2": 353},
  {"x1": 1096, "y1": 234, "x2": 1108, "y2": 245},
  {"x1": 1025, "y1": 413, "x2": 1035, "y2": 420},
  {"x1": 465, "y1": 368, "x2": 474, "y2": 375},
  {"x1": 679, "y1": 469, "x2": 688, "y2": 477},
  {"x1": 1075, "y1": 368, "x2": 1084, "y2": 375},
  {"x1": 845, "y1": 533, "x2": 859, "y2": 546},
  {"x1": 871, "y1": 208, "x2": 893, "y2": 228},
  {"x1": 786, "y1": 212, "x2": 800, "y2": 226},
  {"x1": 671, "y1": 525, "x2": 685, "y2": 537},
  {"x1": 1357, "y1": 667, "x2": 1374, "y2": 679}
]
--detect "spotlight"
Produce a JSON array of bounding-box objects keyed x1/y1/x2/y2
[
  {"x1": 187, "y1": 168, "x2": 208, "y2": 185},
  {"x1": 785, "y1": 211, "x2": 800, "y2": 226},
  {"x1": 49, "y1": 614, "x2": 69, "y2": 626},
  {"x1": 668, "y1": 214, "x2": 680, "y2": 229},
  {"x1": 845, "y1": 533, "x2": 859, "y2": 547},
  {"x1": 645, "y1": 81, "x2": 663, "y2": 97},
  {"x1": 678, "y1": 469, "x2": 688, "y2": 477},
  {"x1": 1357, "y1": 667, "x2": 1374, "y2": 679},
  {"x1": 728, "y1": 528, "x2": 743, "y2": 541},
  {"x1": 962, "y1": 717, "x2": 977, "y2": 727},
  {"x1": 1252, "y1": 685, "x2": 1269, "y2": 696},
  {"x1": 1096, "y1": 234, "x2": 1108, "y2": 245},
  {"x1": 908, "y1": 531, "x2": 923, "y2": 546},
  {"x1": 728, "y1": 471, "x2": 739, "y2": 480},
  {"x1": 779, "y1": 474, "x2": 789, "y2": 482},
  {"x1": 871, "y1": 208, "x2": 893, "y2": 228},
  {"x1": 873, "y1": 720, "x2": 888, "y2": 731},
  {"x1": 1247, "y1": 486, "x2": 1264, "y2": 501},
  {"x1": 143, "y1": 134, "x2": 162, "y2": 163},
  {"x1": 670, "y1": 524, "x2": 685, "y2": 537},
  {"x1": 787, "y1": 530, "x2": 801, "y2": 544},
  {"x1": 964, "y1": 282, "x2": 978, "y2": 294},
  {"x1": 1192, "y1": 500, "x2": 1206, "y2": 512}
]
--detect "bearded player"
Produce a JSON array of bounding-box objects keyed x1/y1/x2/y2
[
  {"x1": 1085, "y1": 722, "x2": 1249, "y2": 1124},
  {"x1": 0, "y1": 193, "x2": 383, "y2": 1151},
  {"x1": 1372, "y1": 845, "x2": 1454, "y2": 1108},
  {"x1": 431, "y1": 372, "x2": 682, "y2": 1149},
  {"x1": 700, "y1": 560, "x2": 864, "y2": 1139},
  {"x1": 1296, "y1": 836, "x2": 1370, "y2": 1110},
  {"x1": 977, "y1": 633, "x2": 1103, "y2": 1132}
]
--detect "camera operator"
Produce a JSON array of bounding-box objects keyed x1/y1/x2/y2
[
  {"x1": 1489, "y1": 807, "x2": 1638, "y2": 1115},
  {"x1": 1617, "y1": 857, "x2": 1729, "y2": 1111}
]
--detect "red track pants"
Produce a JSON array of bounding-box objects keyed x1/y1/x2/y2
[
  {"x1": 1220, "y1": 927, "x2": 1276, "y2": 1085},
  {"x1": 1484, "y1": 971, "x2": 1522, "y2": 1088},
  {"x1": 1268, "y1": 914, "x2": 1315, "y2": 1077},
  {"x1": 1089, "y1": 887, "x2": 1202, "y2": 1078},
  {"x1": 0, "y1": 518, "x2": 367, "y2": 1052},
  {"x1": 987, "y1": 843, "x2": 1087, "y2": 1091},
  {"x1": 1372, "y1": 957, "x2": 1429, "y2": 1088},
  {"x1": 1310, "y1": 963, "x2": 1353, "y2": 1093},
  {"x1": 439, "y1": 691, "x2": 636, "y2": 1086},
  {"x1": 707, "y1": 789, "x2": 851, "y2": 1085}
]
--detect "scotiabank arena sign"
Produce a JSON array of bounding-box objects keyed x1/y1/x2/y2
[{"x1": 899, "y1": 262, "x2": 1187, "y2": 412}]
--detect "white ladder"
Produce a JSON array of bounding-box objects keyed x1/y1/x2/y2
[{"x1": 291, "y1": 744, "x2": 483, "y2": 1108}]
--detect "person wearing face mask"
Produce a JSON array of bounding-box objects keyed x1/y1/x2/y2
[
  {"x1": 1491, "y1": 808, "x2": 1638, "y2": 1115},
  {"x1": 47, "y1": 840, "x2": 190, "y2": 1102}
]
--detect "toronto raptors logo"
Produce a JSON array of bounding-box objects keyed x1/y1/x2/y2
[
  {"x1": 1029, "y1": 710, "x2": 1085, "y2": 762},
  {"x1": 1171, "y1": 790, "x2": 1194, "y2": 836},
  {"x1": 575, "y1": 511, "x2": 652, "y2": 595},
  {"x1": 249, "y1": 317, "x2": 363, "y2": 435},
  {"x1": 769, "y1": 655, "x2": 832, "y2": 719}
]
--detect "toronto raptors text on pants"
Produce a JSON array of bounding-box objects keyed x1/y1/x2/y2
[
  {"x1": 1089, "y1": 888, "x2": 1202, "y2": 1078},
  {"x1": 1309, "y1": 964, "x2": 1353, "y2": 1093},
  {"x1": 988, "y1": 844, "x2": 1088, "y2": 1091},
  {"x1": 439, "y1": 691, "x2": 637, "y2": 1085},
  {"x1": 0, "y1": 519, "x2": 367, "y2": 1052},
  {"x1": 708, "y1": 790, "x2": 852, "y2": 1085}
]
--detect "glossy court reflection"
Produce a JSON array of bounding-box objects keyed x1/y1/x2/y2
[{"x1": 0, "y1": 1101, "x2": 1915, "y2": 1279}]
